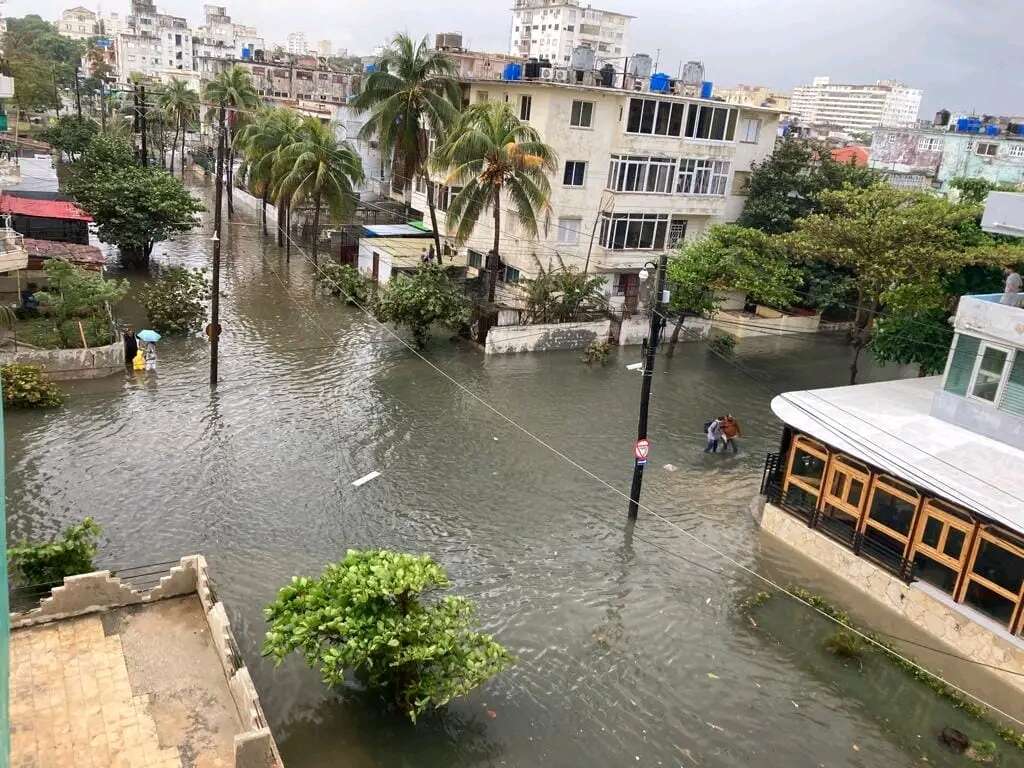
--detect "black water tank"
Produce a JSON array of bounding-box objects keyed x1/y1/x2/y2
[
  {"x1": 934, "y1": 108, "x2": 951, "y2": 127},
  {"x1": 524, "y1": 58, "x2": 540, "y2": 79},
  {"x1": 599, "y1": 63, "x2": 615, "y2": 87}
]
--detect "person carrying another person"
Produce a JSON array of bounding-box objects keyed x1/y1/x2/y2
[
  {"x1": 1001, "y1": 266, "x2": 1022, "y2": 306},
  {"x1": 704, "y1": 417, "x2": 724, "y2": 453},
  {"x1": 721, "y1": 414, "x2": 742, "y2": 453}
]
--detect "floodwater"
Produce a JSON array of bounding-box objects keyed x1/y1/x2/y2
[{"x1": 6, "y1": 179, "x2": 1020, "y2": 767}]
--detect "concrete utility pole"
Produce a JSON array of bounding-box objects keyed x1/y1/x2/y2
[
  {"x1": 627, "y1": 251, "x2": 669, "y2": 521},
  {"x1": 73, "y1": 68, "x2": 82, "y2": 119},
  {"x1": 138, "y1": 84, "x2": 148, "y2": 167},
  {"x1": 209, "y1": 106, "x2": 226, "y2": 386}
]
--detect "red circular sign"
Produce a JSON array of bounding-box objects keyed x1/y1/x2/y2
[{"x1": 634, "y1": 438, "x2": 650, "y2": 461}]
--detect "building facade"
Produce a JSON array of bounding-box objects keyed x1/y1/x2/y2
[
  {"x1": 58, "y1": 7, "x2": 99, "y2": 39},
  {"x1": 192, "y1": 5, "x2": 263, "y2": 61},
  {"x1": 112, "y1": 0, "x2": 193, "y2": 81},
  {"x1": 196, "y1": 55, "x2": 354, "y2": 112},
  {"x1": 509, "y1": 0, "x2": 632, "y2": 66},
  {"x1": 715, "y1": 83, "x2": 790, "y2": 112},
  {"x1": 790, "y1": 76, "x2": 922, "y2": 134},
  {"x1": 395, "y1": 76, "x2": 780, "y2": 310},
  {"x1": 286, "y1": 31, "x2": 308, "y2": 56}
]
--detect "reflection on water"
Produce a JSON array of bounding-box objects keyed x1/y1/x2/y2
[{"x1": 5, "y1": 178, "x2": 1004, "y2": 767}]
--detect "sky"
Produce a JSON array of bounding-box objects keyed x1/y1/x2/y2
[{"x1": 9, "y1": 0, "x2": 1024, "y2": 116}]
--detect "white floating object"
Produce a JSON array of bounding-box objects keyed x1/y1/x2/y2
[
  {"x1": 626, "y1": 362, "x2": 643, "y2": 371},
  {"x1": 663, "y1": 463, "x2": 677, "y2": 472},
  {"x1": 351, "y1": 471, "x2": 381, "y2": 487}
]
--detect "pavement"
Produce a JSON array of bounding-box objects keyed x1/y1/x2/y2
[{"x1": 10, "y1": 595, "x2": 243, "y2": 768}]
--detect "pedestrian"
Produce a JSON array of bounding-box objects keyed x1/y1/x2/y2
[
  {"x1": 143, "y1": 340, "x2": 157, "y2": 372},
  {"x1": 1001, "y1": 266, "x2": 1022, "y2": 306},
  {"x1": 123, "y1": 325, "x2": 138, "y2": 367},
  {"x1": 721, "y1": 414, "x2": 742, "y2": 454},
  {"x1": 704, "y1": 417, "x2": 723, "y2": 453}
]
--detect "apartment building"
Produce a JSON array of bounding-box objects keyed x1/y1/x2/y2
[
  {"x1": 192, "y1": 5, "x2": 264, "y2": 61},
  {"x1": 400, "y1": 76, "x2": 780, "y2": 310},
  {"x1": 58, "y1": 6, "x2": 99, "y2": 39},
  {"x1": 715, "y1": 83, "x2": 790, "y2": 112},
  {"x1": 286, "y1": 31, "x2": 308, "y2": 56},
  {"x1": 791, "y1": 76, "x2": 922, "y2": 134},
  {"x1": 196, "y1": 55, "x2": 354, "y2": 113},
  {"x1": 509, "y1": 0, "x2": 632, "y2": 66},
  {"x1": 113, "y1": 0, "x2": 193, "y2": 81}
]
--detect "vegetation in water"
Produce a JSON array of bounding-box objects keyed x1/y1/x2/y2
[
  {"x1": 708, "y1": 334, "x2": 737, "y2": 356},
  {"x1": 315, "y1": 262, "x2": 372, "y2": 306},
  {"x1": 522, "y1": 267, "x2": 608, "y2": 324},
  {"x1": 967, "y1": 739, "x2": 998, "y2": 763},
  {"x1": 823, "y1": 629, "x2": 865, "y2": 660},
  {"x1": 8, "y1": 517, "x2": 101, "y2": 584},
  {"x1": 262, "y1": 549, "x2": 512, "y2": 722},
  {"x1": 582, "y1": 339, "x2": 611, "y2": 366},
  {"x1": 31, "y1": 259, "x2": 127, "y2": 348},
  {"x1": 1, "y1": 363, "x2": 64, "y2": 408},
  {"x1": 375, "y1": 264, "x2": 470, "y2": 347},
  {"x1": 138, "y1": 267, "x2": 211, "y2": 335}
]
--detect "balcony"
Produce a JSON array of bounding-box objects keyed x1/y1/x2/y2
[{"x1": 0, "y1": 228, "x2": 28, "y2": 272}]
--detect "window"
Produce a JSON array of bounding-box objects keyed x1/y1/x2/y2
[
  {"x1": 999, "y1": 354, "x2": 1024, "y2": 417},
  {"x1": 783, "y1": 435, "x2": 828, "y2": 510},
  {"x1": 910, "y1": 499, "x2": 974, "y2": 594},
  {"x1": 570, "y1": 100, "x2": 593, "y2": 128},
  {"x1": 436, "y1": 185, "x2": 462, "y2": 212},
  {"x1": 476, "y1": 91, "x2": 489, "y2": 103},
  {"x1": 467, "y1": 250, "x2": 483, "y2": 269},
  {"x1": 977, "y1": 142, "x2": 998, "y2": 157},
  {"x1": 1008, "y1": 143, "x2": 1024, "y2": 159},
  {"x1": 683, "y1": 104, "x2": 737, "y2": 141},
  {"x1": 821, "y1": 455, "x2": 870, "y2": 529},
  {"x1": 944, "y1": 334, "x2": 980, "y2": 396},
  {"x1": 917, "y1": 136, "x2": 943, "y2": 152},
  {"x1": 969, "y1": 343, "x2": 1010, "y2": 402},
  {"x1": 667, "y1": 219, "x2": 687, "y2": 248},
  {"x1": 557, "y1": 217, "x2": 582, "y2": 244},
  {"x1": 861, "y1": 476, "x2": 920, "y2": 557},
  {"x1": 502, "y1": 265, "x2": 521, "y2": 284},
  {"x1": 625, "y1": 98, "x2": 686, "y2": 137},
  {"x1": 519, "y1": 94, "x2": 532, "y2": 121},
  {"x1": 676, "y1": 159, "x2": 730, "y2": 196},
  {"x1": 961, "y1": 530, "x2": 1024, "y2": 628},
  {"x1": 598, "y1": 212, "x2": 669, "y2": 250},
  {"x1": 563, "y1": 160, "x2": 586, "y2": 187},
  {"x1": 739, "y1": 118, "x2": 761, "y2": 143},
  {"x1": 606, "y1": 155, "x2": 676, "y2": 193}
]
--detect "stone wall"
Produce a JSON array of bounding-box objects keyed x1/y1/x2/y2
[
  {"x1": 760, "y1": 501, "x2": 1024, "y2": 697},
  {"x1": 485, "y1": 319, "x2": 611, "y2": 354},
  {"x1": 0, "y1": 338, "x2": 125, "y2": 380},
  {"x1": 712, "y1": 309, "x2": 822, "y2": 339}
]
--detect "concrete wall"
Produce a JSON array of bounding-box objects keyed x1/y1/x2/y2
[
  {"x1": 759, "y1": 502, "x2": 1024, "y2": 698},
  {"x1": 485, "y1": 319, "x2": 610, "y2": 354},
  {"x1": 618, "y1": 314, "x2": 711, "y2": 346},
  {"x1": 0, "y1": 338, "x2": 125, "y2": 380},
  {"x1": 954, "y1": 294, "x2": 1024, "y2": 348},
  {"x1": 231, "y1": 185, "x2": 279, "y2": 223},
  {"x1": 712, "y1": 308, "x2": 822, "y2": 339}
]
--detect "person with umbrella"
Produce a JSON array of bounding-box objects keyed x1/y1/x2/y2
[{"x1": 137, "y1": 329, "x2": 161, "y2": 372}]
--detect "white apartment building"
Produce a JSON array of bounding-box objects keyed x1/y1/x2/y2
[
  {"x1": 509, "y1": 0, "x2": 632, "y2": 66},
  {"x1": 397, "y1": 77, "x2": 780, "y2": 310},
  {"x1": 193, "y1": 5, "x2": 263, "y2": 60},
  {"x1": 316, "y1": 40, "x2": 332, "y2": 57},
  {"x1": 286, "y1": 31, "x2": 308, "y2": 56},
  {"x1": 790, "y1": 76, "x2": 922, "y2": 134},
  {"x1": 113, "y1": 0, "x2": 193, "y2": 81},
  {"x1": 58, "y1": 6, "x2": 99, "y2": 39}
]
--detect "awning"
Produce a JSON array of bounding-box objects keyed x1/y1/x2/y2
[{"x1": 361, "y1": 223, "x2": 432, "y2": 238}]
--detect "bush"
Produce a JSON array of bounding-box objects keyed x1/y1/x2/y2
[
  {"x1": 1, "y1": 363, "x2": 64, "y2": 408},
  {"x1": 823, "y1": 629, "x2": 865, "y2": 660},
  {"x1": 582, "y1": 339, "x2": 611, "y2": 365},
  {"x1": 8, "y1": 517, "x2": 101, "y2": 584},
  {"x1": 139, "y1": 267, "x2": 210, "y2": 334},
  {"x1": 375, "y1": 264, "x2": 470, "y2": 347},
  {"x1": 32, "y1": 259, "x2": 127, "y2": 347},
  {"x1": 316, "y1": 262, "x2": 371, "y2": 305},
  {"x1": 263, "y1": 549, "x2": 512, "y2": 722},
  {"x1": 708, "y1": 334, "x2": 737, "y2": 356}
]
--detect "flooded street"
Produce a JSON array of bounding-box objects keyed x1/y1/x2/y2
[{"x1": 5, "y1": 178, "x2": 1007, "y2": 767}]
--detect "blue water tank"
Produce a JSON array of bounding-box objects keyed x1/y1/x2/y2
[
  {"x1": 503, "y1": 62, "x2": 522, "y2": 81},
  {"x1": 241, "y1": 46, "x2": 251, "y2": 60},
  {"x1": 649, "y1": 72, "x2": 670, "y2": 93},
  {"x1": 700, "y1": 81, "x2": 713, "y2": 99},
  {"x1": 957, "y1": 117, "x2": 981, "y2": 133},
  {"x1": 365, "y1": 63, "x2": 378, "y2": 74},
  {"x1": 1017, "y1": 124, "x2": 1024, "y2": 136},
  {"x1": 985, "y1": 123, "x2": 1000, "y2": 136}
]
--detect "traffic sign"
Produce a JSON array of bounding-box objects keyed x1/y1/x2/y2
[{"x1": 634, "y1": 438, "x2": 650, "y2": 464}]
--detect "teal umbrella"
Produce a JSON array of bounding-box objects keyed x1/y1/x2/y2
[{"x1": 137, "y1": 330, "x2": 161, "y2": 343}]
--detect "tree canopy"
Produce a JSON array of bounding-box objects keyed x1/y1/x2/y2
[
  {"x1": 40, "y1": 116, "x2": 99, "y2": 160},
  {"x1": 375, "y1": 263, "x2": 471, "y2": 347}
]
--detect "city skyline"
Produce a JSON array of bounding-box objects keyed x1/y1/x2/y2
[{"x1": 9, "y1": 0, "x2": 1024, "y2": 115}]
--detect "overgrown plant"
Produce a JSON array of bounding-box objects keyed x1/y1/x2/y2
[
  {"x1": 582, "y1": 339, "x2": 611, "y2": 366},
  {"x1": 1, "y1": 363, "x2": 64, "y2": 408},
  {"x1": 375, "y1": 264, "x2": 470, "y2": 347},
  {"x1": 523, "y1": 268, "x2": 607, "y2": 324},
  {"x1": 708, "y1": 334, "x2": 737, "y2": 356},
  {"x1": 32, "y1": 258, "x2": 127, "y2": 347},
  {"x1": 8, "y1": 517, "x2": 101, "y2": 584},
  {"x1": 315, "y1": 262, "x2": 371, "y2": 305},
  {"x1": 138, "y1": 267, "x2": 211, "y2": 334},
  {"x1": 263, "y1": 549, "x2": 512, "y2": 722}
]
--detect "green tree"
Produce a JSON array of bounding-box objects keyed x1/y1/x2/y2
[
  {"x1": 40, "y1": 115, "x2": 99, "y2": 161},
  {"x1": 263, "y1": 549, "x2": 512, "y2": 722},
  {"x1": 159, "y1": 79, "x2": 199, "y2": 178},
  {"x1": 236, "y1": 107, "x2": 303, "y2": 241},
  {"x1": 351, "y1": 33, "x2": 461, "y2": 260},
  {"x1": 275, "y1": 117, "x2": 364, "y2": 263},
  {"x1": 869, "y1": 282, "x2": 954, "y2": 376},
  {"x1": 8, "y1": 517, "x2": 100, "y2": 584},
  {"x1": 32, "y1": 259, "x2": 128, "y2": 346},
  {"x1": 203, "y1": 65, "x2": 260, "y2": 217},
  {"x1": 948, "y1": 176, "x2": 1021, "y2": 205},
  {"x1": 375, "y1": 263, "x2": 470, "y2": 346},
  {"x1": 434, "y1": 101, "x2": 557, "y2": 303},
  {"x1": 0, "y1": 363, "x2": 64, "y2": 409},
  {"x1": 138, "y1": 267, "x2": 210, "y2": 334},
  {"x1": 8, "y1": 51, "x2": 59, "y2": 112},
  {"x1": 4, "y1": 15, "x2": 84, "y2": 91}
]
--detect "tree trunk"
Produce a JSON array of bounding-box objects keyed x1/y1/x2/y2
[
  {"x1": 424, "y1": 175, "x2": 443, "y2": 262},
  {"x1": 666, "y1": 314, "x2": 686, "y2": 357},
  {"x1": 848, "y1": 299, "x2": 880, "y2": 385},
  {"x1": 226, "y1": 143, "x2": 235, "y2": 218},
  {"x1": 311, "y1": 191, "x2": 321, "y2": 264},
  {"x1": 169, "y1": 121, "x2": 180, "y2": 176},
  {"x1": 285, "y1": 205, "x2": 291, "y2": 262},
  {"x1": 277, "y1": 201, "x2": 285, "y2": 247},
  {"x1": 488, "y1": 188, "x2": 501, "y2": 303},
  {"x1": 180, "y1": 124, "x2": 186, "y2": 179},
  {"x1": 261, "y1": 186, "x2": 268, "y2": 236}
]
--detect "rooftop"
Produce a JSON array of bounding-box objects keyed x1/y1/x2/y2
[
  {"x1": 23, "y1": 237, "x2": 106, "y2": 269},
  {"x1": 771, "y1": 376, "x2": 1023, "y2": 536},
  {"x1": 0, "y1": 195, "x2": 92, "y2": 222}
]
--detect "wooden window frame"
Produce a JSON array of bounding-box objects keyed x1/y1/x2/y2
[
  {"x1": 782, "y1": 435, "x2": 828, "y2": 504},
  {"x1": 909, "y1": 499, "x2": 975, "y2": 579},
  {"x1": 821, "y1": 455, "x2": 870, "y2": 522},
  {"x1": 858, "y1": 474, "x2": 922, "y2": 555},
  {"x1": 960, "y1": 527, "x2": 1024, "y2": 632}
]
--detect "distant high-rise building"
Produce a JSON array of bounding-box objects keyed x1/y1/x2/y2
[
  {"x1": 286, "y1": 31, "x2": 307, "y2": 55},
  {"x1": 58, "y1": 7, "x2": 99, "y2": 40},
  {"x1": 193, "y1": 4, "x2": 263, "y2": 61},
  {"x1": 315, "y1": 39, "x2": 332, "y2": 57},
  {"x1": 509, "y1": 0, "x2": 632, "y2": 67},
  {"x1": 716, "y1": 84, "x2": 791, "y2": 112},
  {"x1": 790, "y1": 76, "x2": 922, "y2": 133}
]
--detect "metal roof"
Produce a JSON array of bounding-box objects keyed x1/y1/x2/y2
[
  {"x1": 771, "y1": 377, "x2": 1024, "y2": 535},
  {"x1": 361, "y1": 224, "x2": 433, "y2": 238},
  {"x1": 0, "y1": 194, "x2": 92, "y2": 222}
]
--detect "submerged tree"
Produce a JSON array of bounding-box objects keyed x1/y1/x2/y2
[
  {"x1": 375, "y1": 263, "x2": 470, "y2": 347},
  {"x1": 263, "y1": 549, "x2": 511, "y2": 722}
]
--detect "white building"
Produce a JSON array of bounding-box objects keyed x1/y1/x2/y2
[
  {"x1": 790, "y1": 76, "x2": 922, "y2": 134},
  {"x1": 391, "y1": 75, "x2": 780, "y2": 311},
  {"x1": 58, "y1": 6, "x2": 99, "y2": 39},
  {"x1": 113, "y1": 0, "x2": 193, "y2": 82},
  {"x1": 286, "y1": 31, "x2": 308, "y2": 56},
  {"x1": 315, "y1": 39, "x2": 332, "y2": 57},
  {"x1": 192, "y1": 5, "x2": 263, "y2": 61},
  {"x1": 509, "y1": 0, "x2": 632, "y2": 66}
]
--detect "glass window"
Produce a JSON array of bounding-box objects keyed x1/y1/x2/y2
[
  {"x1": 519, "y1": 95, "x2": 532, "y2": 121},
  {"x1": 640, "y1": 99, "x2": 656, "y2": 133},
  {"x1": 783, "y1": 437, "x2": 827, "y2": 504},
  {"x1": 668, "y1": 103, "x2": 685, "y2": 136},
  {"x1": 971, "y1": 345, "x2": 1009, "y2": 402},
  {"x1": 1000, "y1": 354, "x2": 1024, "y2": 417},
  {"x1": 914, "y1": 554, "x2": 959, "y2": 593},
  {"x1": 944, "y1": 334, "x2": 980, "y2": 396},
  {"x1": 563, "y1": 161, "x2": 586, "y2": 186},
  {"x1": 922, "y1": 516, "x2": 942, "y2": 548},
  {"x1": 654, "y1": 101, "x2": 671, "y2": 135},
  {"x1": 971, "y1": 537, "x2": 1024, "y2": 595},
  {"x1": 598, "y1": 213, "x2": 669, "y2": 250},
  {"x1": 910, "y1": 500, "x2": 974, "y2": 596},
  {"x1": 570, "y1": 100, "x2": 593, "y2": 128},
  {"x1": 964, "y1": 582, "x2": 1015, "y2": 625},
  {"x1": 557, "y1": 217, "x2": 582, "y2": 245},
  {"x1": 740, "y1": 118, "x2": 762, "y2": 143},
  {"x1": 944, "y1": 528, "x2": 966, "y2": 560},
  {"x1": 866, "y1": 483, "x2": 918, "y2": 538}
]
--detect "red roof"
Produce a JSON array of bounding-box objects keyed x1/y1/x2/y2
[
  {"x1": 23, "y1": 237, "x2": 105, "y2": 269},
  {"x1": 831, "y1": 145, "x2": 870, "y2": 168},
  {"x1": 0, "y1": 195, "x2": 92, "y2": 222}
]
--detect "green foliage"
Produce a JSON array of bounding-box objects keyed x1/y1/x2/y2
[
  {"x1": 968, "y1": 740, "x2": 998, "y2": 763},
  {"x1": 315, "y1": 262, "x2": 371, "y2": 305},
  {"x1": 823, "y1": 629, "x2": 865, "y2": 660},
  {"x1": 8, "y1": 517, "x2": 100, "y2": 584},
  {"x1": 263, "y1": 549, "x2": 512, "y2": 722},
  {"x1": 949, "y1": 177, "x2": 1020, "y2": 206},
  {"x1": 8, "y1": 52, "x2": 59, "y2": 112},
  {"x1": 375, "y1": 264, "x2": 470, "y2": 347},
  {"x1": 870, "y1": 282, "x2": 954, "y2": 375},
  {"x1": 667, "y1": 224, "x2": 802, "y2": 314},
  {"x1": 138, "y1": 267, "x2": 210, "y2": 334},
  {"x1": 708, "y1": 334, "x2": 737, "y2": 356},
  {"x1": 14, "y1": 316, "x2": 112, "y2": 349},
  {"x1": 522, "y1": 267, "x2": 607, "y2": 323},
  {"x1": 32, "y1": 259, "x2": 127, "y2": 346},
  {"x1": 1, "y1": 363, "x2": 64, "y2": 408},
  {"x1": 40, "y1": 116, "x2": 99, "y2": 160},
  {"x1": 4, "y1": 15, "x2": 84, "y2": 111},
  {"x1": 582, "y1": 339, "x2": 611, "y2": 366},
  {"x1": 793, "y1": 261, "x2": 857, "y2": 316}
]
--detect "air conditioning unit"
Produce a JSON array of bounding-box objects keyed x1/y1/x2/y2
[
  {"x1": 540, "y1": 68, "x2": 555, "y2": 80},
  {"x1": 553, "y1": 68, "x2": 569, "y2": 83}
]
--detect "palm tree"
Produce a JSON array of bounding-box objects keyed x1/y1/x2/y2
[
  {"x1": 236, "y1": 107, "x2": 301, "y2": 238},
  {"x1": 350, "y1": 33, "x2": 460, "y2": 260},
  {"x1": 203, "y1": 65, "x2": 260, "y2": 217},
  {"x1": 433, "y1": 102, "x2": 556, "y2": 303},
  {"x1": 275, "y1": 117, "x2": 364, "y2": 263},
  {"x1": 159, "y1": 79, "x2": 199, "y2": 179}
]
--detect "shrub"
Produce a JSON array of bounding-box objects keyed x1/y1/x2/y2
[
  {"x1": 139, "y1": 267, "x2": 210, "y2": 334},
  {"x1": 823, "y1": 629, "x2": 864, "y2": 660},
  {"x1": 582, "y1": 339, "x2": 611, "y2": 365},
  {"x1": 1, "y1": 363, "x2": 64, "y2": 408},
  {"x1": 708, "y1": 334, "x2": 737, "y2": 356},
  {"x1": 316, "y1": 262, "x2": 371, "y2": 305},
  {"x1": 967, "y1": 739, "x2": 997, "y2": 763},
  {"x1": 8, "y1": 517, "x2": 101, "y2": 584},
  {"x1": 32, "y1": 259, "x2": 127, "y2": 347},
  {"x1": 263, "y1": 549, "x2": 512, "y2": 722},
  {"x1": 375, "y1": 264, "x2": 470, "y2": 347}
]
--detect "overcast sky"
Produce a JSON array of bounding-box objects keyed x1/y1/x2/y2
[{"x1": 9, "y1": 0, "x2": 1024, "y2": 115}]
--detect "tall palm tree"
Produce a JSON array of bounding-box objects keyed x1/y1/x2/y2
[
  {"x1": 350, "y1": 33, "x2": 460, "y2": 260},
  {"x1": 203, "y1": 65, "x2": 260, "y2": 217},
  {"x1": 236, "y1": 106, "x2": 301, "y2": 238},
  {"x1": 159, "y1": 79, "x2": 199, "y2": 179},
  {"x1": 433, "y1": 102, "x2": 556, "y2": 303},
  {"x1": 275, "y1": 117, "x2": 364, "y2": 263}
]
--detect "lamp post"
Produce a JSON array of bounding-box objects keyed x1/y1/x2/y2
[{"x1": 627, "y1": 252, "x2": 670, "y2": 520}]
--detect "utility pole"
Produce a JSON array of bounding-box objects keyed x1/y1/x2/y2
[
  {"x1": 138, "y1": 84, "x2": 148, "y2": 167},
  {"x1": 209, "y1": 106, "x2": 226, "y2": 386},
  {"x1": 627, "y1": 251, "x2": 669, "y2": 521},
  {"x1": 73, "y1": 68, "x2": 82, "y2": 119}
]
